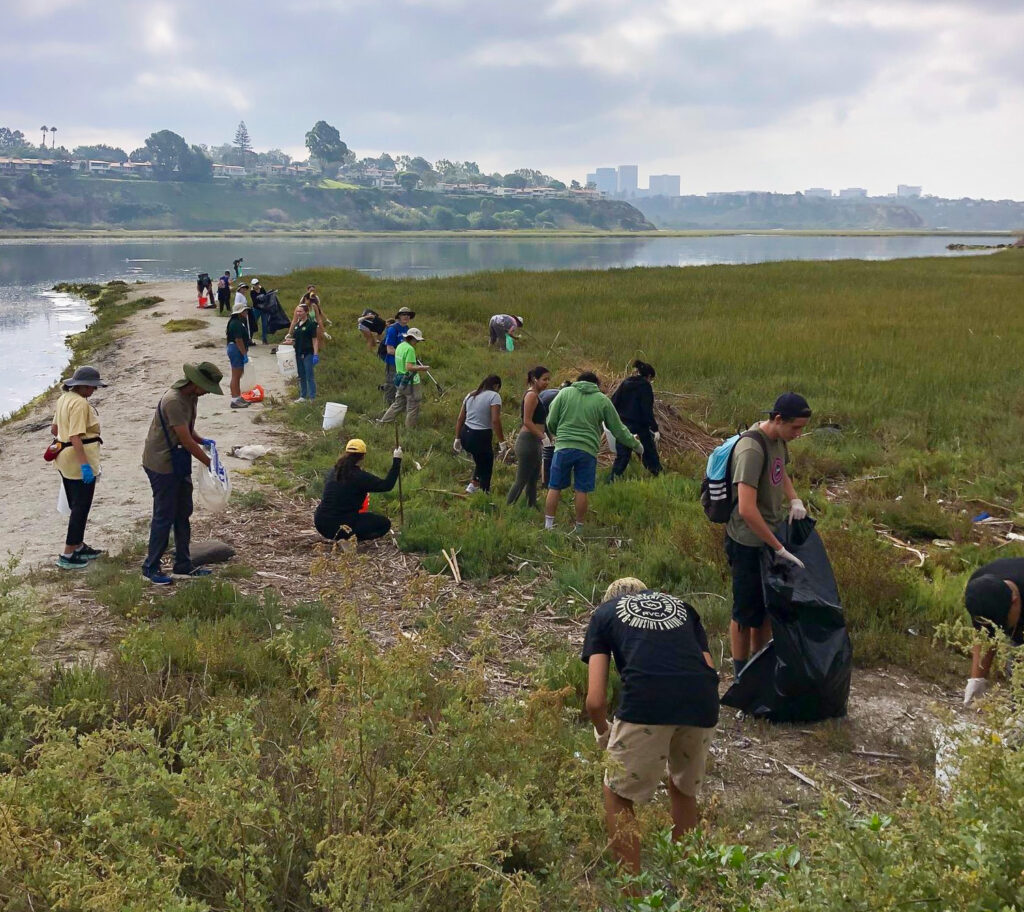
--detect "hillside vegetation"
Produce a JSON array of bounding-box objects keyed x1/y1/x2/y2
[{"x1": 0, "y1": 175, "x2": 653, "y2": 231}]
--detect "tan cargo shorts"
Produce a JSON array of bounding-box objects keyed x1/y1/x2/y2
[{"x1": 604, "y1": 719, "x2": 714, "y2": 803}]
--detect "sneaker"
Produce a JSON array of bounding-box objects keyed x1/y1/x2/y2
[
  {"x1": 231, "y1": 398, "x2": 249, "y2": 409},
  {"x1": 75, "y1": 544, "x2": 104, "y2": 561},
  {"x1": 465, "y1": 482, "x2": 479, "y2": 494},
  {"x1": 293, "y1": 397, "x2": 306, "y2": 403},
  {"x1": 173, "y1": 566, "x2": 213, "y2": 577},
  {"x1": 143, "y1": 571, "x2": 174, "y2": 586},
  {"x1": 56, "y1": 552, "x2": 89, "y2": 570}
]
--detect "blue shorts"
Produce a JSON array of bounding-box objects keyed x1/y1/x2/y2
[
  {"x1": 548, "y1": 448, "x2": 597, "y2": 493},
  {"x1": 227, "y1": 342, "x2": 245, "y2": 369}
]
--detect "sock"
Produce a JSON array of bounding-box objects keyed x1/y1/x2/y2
[
  {"x1": 544, "y1": 515, "x2": 555, "y2": 530},
  {"x1": 574, "y1": 522, "x2": 584, "y2": 534},
  {"x1": 733, "y1": 658, "x2": 747, "y2": 676}
]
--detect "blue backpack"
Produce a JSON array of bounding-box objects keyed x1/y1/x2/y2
[{"x1": 701, "y1": 430, "x2": 767, "y2": 522}]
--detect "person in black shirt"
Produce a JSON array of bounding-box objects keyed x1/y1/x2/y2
[
  {"x1": 963, "y1": 557, "x2": 1024, "y2": 705},
  {"x1": 314, "y1": 439, "x2": 402, "y2": 543},
  {"x1": 582, "y1": 577, "x2": 719, "y2": 875},
  {"x1": 610, "y1": 360, "x2": 662, "y2": 479}
]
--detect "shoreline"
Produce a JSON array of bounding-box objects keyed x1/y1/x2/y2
[{"x1": 0, "y1": 228, "x2": 1017, "y2": 241}]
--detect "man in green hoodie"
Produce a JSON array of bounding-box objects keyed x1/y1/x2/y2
[{"x1": 544, "y1": 371, "x2": 642, "y2": 533}]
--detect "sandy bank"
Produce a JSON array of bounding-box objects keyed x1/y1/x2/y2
[{"x1": 0, "y1": 282, "x2": 294, "y2": 571}]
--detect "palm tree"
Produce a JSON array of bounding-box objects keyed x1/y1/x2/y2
[
  {"x1": 50, "y1": 126, "x2": 57, "y2": 150},
  {"x1": 40, "y1": 125, "x2": 48, "y2": 149}
]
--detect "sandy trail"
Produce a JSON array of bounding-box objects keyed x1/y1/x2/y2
[{"x1": 1, "y1": 282, "x2": 296, "y2": 571}]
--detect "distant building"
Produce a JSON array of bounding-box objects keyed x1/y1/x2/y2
[
  {"x1": 804, "y1": 187, "x2": 832, "y2": 198},
  {"x1": 586, "y1": 172, "x2": 598, "y2": 188},
  {"x1": 594, "y1": 167, "x2": 617, "y2": 195},
  {"x1": 212, "y1": 164, "x2": 247, "y2": 179},
  {"x1": 648, "y1": 174, "x2": 680, "y2": 197},
  {"x1": 617, "y1": 165, "x2": 638, "y2": 196},
  {"x1": 838, "y1": 187, "x2": 868, "y2": 199},
  {"x1": 897, "y1": 184, "x2": 922, "y2": 198}
]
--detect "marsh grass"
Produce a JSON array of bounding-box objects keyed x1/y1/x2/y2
[{"x1": 162, "y1": 318, "x2": 209, "y2": 332}]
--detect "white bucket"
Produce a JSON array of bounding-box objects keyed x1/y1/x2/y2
[
  {"x1": 276, "y1": 346, "x2": 297, "y2": 379},
  {"x1": 322, "y1": 401, "x2": 348, "y2": 430}
]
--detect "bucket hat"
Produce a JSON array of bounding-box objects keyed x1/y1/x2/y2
[
  {"x1": 173, "y1": 361, "x2": 224, "y2": 395},
  {"x1": 345, "y1": 438, "x2": 367, "y2": 454},
  {"x1": 62, "y1": 365, "x2": 108, "y2": 388},
  {"x1": 395, "y1": 306, "x2": 416, "y2": 318},
  {"x1": 405, "y1": 327, "x2": 424, "y2": 341},
  {"x1": 231, "y1": 299, "x2": 249, "y2": 314}
]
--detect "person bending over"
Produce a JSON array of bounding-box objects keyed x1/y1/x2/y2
[
  {"x1": 962, "y1": 557, "x2": 1024, "y2": 706},
  {"x1": 610, "y1": 360, "x2": 662, "y2": 479},
  {"x1": 583, "y1": 577, "x2": 719, "y2": 875},
  {"x1": 488, "y1": 313, "x2": 523, "y2": 350},
  {"x1": 314, "y1": 438, "x2": 402, "y2": 542}
]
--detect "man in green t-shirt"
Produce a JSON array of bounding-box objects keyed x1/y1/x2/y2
[
  {"x1": 379, "y1": 328, "x2": 429, "y2": 427},
  {"x1": 725, "y1": 392, "x2": 811, "y2": 676}
]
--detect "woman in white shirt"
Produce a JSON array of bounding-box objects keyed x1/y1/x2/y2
[{"x1": 454, "y1": 374, "x2": 506, "y2": 494}]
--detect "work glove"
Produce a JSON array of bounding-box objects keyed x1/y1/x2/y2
[
  {"x1": 242, "y1": 355, "x2": 249, "y2": 365},
  {"x1": 498, "y1": 441, "x2": 509, "y2": 457},
  {"x1": 323, "y1": 332, "x2": 333, "y2": 341},
  {"x1": 964, "y1": 677, "x2": 990, "y2": 707},
  {"x1": 788, "y1": 498, "x2": 808, "y2": 523},
  {"x1": 774, "y1": 546, "x2": 806, "y2": 570},
  {"x1": 80, "y1": 464, "x2": 95, "y2": 484},
  {"x1": 452, "y1": 438, "x2": 463, "y2": 454},
  {"x1": 199, "y1": 438, "x2": 214, "y2": 447},
  {"x1": 393, "y1": 447, "x2": 403, "y2": 459},
  {"x1": 654, "y1": 431, "x2": 661, "y2": 443},
  {"x1": 633, "y1": 435, "x2": 644, "y2": 458},
  {"x1": 311, "y1": 354, "x2": 320, "y2": 366},
  {"x1": 594, "y1": 724, "x2": 611, "y2": 751}
]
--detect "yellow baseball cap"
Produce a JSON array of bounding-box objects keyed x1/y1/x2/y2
[{"x1": 344, "y1": 438, "x2": 367, "y2": 454}]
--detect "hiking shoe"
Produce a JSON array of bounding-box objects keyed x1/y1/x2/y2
[
  {"x1": 75, "y1": 544, "x2": 104, "y2": 561},
  {"x1": 143, "y1": 571, "x2": 174, "y2": 586},
  {"x1": 173, "y1": 566, "x2": 213, "y2": 577},
  {"x1": 230, "y1": 398, "x2": 249, "y2": 409},
  {"x1": 56, "y1": 552, "x2": 89, "y2": 570}
]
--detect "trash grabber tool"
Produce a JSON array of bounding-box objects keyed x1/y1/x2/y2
[{"x1": 394, "y1": 423, "x2": 405, "y2": 527}]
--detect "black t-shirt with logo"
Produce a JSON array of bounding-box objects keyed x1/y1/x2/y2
[
  {"x1": 969, "y1": 558, "x2": 1024, "y2": 645},
  {"x1": 581, "y1": 590, "x2": 720, "y2": 727}
]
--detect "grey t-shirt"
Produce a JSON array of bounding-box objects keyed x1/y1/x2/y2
[
  {"x1": 489, "y1": 314, "x2": 516, "y2": 333},
  {"x1": 463, "y1": 390, "x2": 501, "y2": 430},
  {"x1": 726, "y1": 424, "x2": 789, "y2": 547}
]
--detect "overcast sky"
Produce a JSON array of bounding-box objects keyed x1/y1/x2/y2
[{"x1": 3, "y1": 0, "x2": 1022, "y2": 198}]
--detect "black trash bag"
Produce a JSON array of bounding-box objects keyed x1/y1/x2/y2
[
  {"x1": 721, "y1": 521, "x2": 852, "y2": 723},
  {"x1": 253, "y1": 290, "x2": 291, "y2": 334}
]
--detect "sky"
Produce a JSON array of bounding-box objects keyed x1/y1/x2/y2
[{"x1": 2, "y1": 0, "x2": 1022, "y2": 199}]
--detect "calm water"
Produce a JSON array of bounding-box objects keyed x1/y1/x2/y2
[{"x1": 0, "y1": 234, "x2": 998, "y2": 418}]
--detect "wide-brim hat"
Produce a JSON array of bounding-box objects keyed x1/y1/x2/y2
[
  {"x1": 173, "y1": 361, "x2": 224, "y2": 395},
  {"x1": 62, "y1": 365, "x2": 108, "y2": 388},
  {"x1": 395, "y1": 306, "x2": 416, "y2": 318},
  {"x1": 405, "y1": 327, "x2": 424, "y2": 341},
  {"x1": 231, "y1": 300, "x2": 249, "y2": 314}
]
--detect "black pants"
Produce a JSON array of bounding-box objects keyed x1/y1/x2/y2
[
  {"x1": 611, "y1": 424, "x2": 662, "y2": 478},
  {"x1": 542, "y1": 443, "x2": 554, "y2": 487},
  {"x1": 461, "y1": 427, "x2": 494, "y2": 491},
  {"x1": 725, "y1": 535, "x2": 767, "y2": 629},
  {"x1": 61, "y1": 476, "x2": 96, "y2": 546},
  {"x1": 143, "y1": 468, "x2": 194, "y2": 575},
  {"x1": 316, "y1": 511, "x2": 391, "y2": 542},
  {"x1": 217, "y1": 289, "x2": 230, "y2": 313}
]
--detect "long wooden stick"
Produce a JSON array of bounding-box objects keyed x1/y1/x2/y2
[{"x1": 394, "y1": 423, "x2": 405, "y2": 526}]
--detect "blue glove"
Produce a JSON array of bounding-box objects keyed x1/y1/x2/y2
[
  {"x1": 199, "y1": 438, "x2": 214, "y2": 447},
  {"x1": 243, "y1": 354, "x2": 249, "y2": 364},
  {"x1": 311, "y1": 354, "x2": 320, "y2": 366},
  {"x1": 80, "y1": 464, "x2": 95, "y2": 484}
]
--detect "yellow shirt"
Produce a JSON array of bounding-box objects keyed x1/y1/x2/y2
[{"x1": 53, "y1": 391, "x2": 101, "y2": 480}]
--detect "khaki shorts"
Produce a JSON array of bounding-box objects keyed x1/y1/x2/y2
[{"x1": 604, "y1": 720, "x2": 714, "y2": 803}]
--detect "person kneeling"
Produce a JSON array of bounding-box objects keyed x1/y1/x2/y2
[
  {"x1": 314, "y1": 438, "x2": 402, "y2": 542},
  {"x1": 583, "y1": 577, "x2": 719, "y2": 875}
]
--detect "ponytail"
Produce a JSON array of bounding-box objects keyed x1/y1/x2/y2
[
  {"x1": 633, "y1": 360, "x2": 656, "y2": 380},
  {"x1": 526, "y1": 365, "x2": 550, "y2": 387},
  {"x1": 470, "y1": 374, "x2": 502, "y2": 398}
]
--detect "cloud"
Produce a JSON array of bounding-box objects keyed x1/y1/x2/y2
[{"x1": 131, "y1": 68, "x2": 250, "y2": 112}]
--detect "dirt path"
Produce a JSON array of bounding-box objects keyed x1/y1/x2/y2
[{"x1": 0, "y1": 282, "x2": 294, "y2": 571}]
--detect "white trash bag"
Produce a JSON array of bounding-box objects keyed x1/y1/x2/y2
[
  {"x1": 277, "y1": 345, "x2": 298, "y2": 379},
  {"x1": 57, "y1": 481, "x2": 71, "y2": 517},
  {"x1": 195, "y1": 441, "x2": 231, "y2": 513}
]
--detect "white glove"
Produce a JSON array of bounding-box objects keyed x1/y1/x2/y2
[
  {"x1": 774, "y1": 546, "x2": 806, "y2": 570},
  {"x1": 964, "y1": 677, "x2": 990, "y2": 707},
  {"x1": 653, "y1": 431, "x2": 661, "y2": 443},
  {"x1": 452, "y1": 438, "x2": 463, "y2": 454},
  {"x1": 498, "y1": 441, "x2": 509, "y2": 456},
  {"x1": 633, "y1": 435, "x2": 644, "y2": 458},
  {"x1": 789, "y1": 498, "x2": 808, "y2": 522},
  {"x1": 393, "y1": 447, "x2": 403, "y2": 459},
  {"x1": 594, "y1": 724, "x2": 611, "y2": 750}
]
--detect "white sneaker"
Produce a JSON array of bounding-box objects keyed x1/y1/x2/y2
[
  {"x1": 293, "y1": 397, "x2": 306, "y2": 403},
  {"x1": 465, "y1": 482, "x2": 479, "y2": 494}
]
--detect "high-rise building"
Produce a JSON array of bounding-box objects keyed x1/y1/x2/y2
[
  {"x1": 648, "y1": 174, "x2": 681, "y2": 197},
  {"x1": 838, "y1": 188, "x2": 868, "y2": 199},
  {"x1": 617, "y1": 165, "x2": 638, "y2": 196},
  {"x1": 585, "y1": 172, "x2": 598, "y2": 188},
  {"x1": 804, "y1": 187, "x2": 832, "y2": 198},
  {"x1": 897, "y1": 184, "x2": 922, "y2": 198},
  {"x1": 594, "y1": 167, "x2": 618, "y2": 195}
]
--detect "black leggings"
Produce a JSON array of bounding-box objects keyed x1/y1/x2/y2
[
  {"x1": 461, "y1": 427, "x2": 494, "y2": 491},
  {"x1": 316, "y1": 511, "x2": 391, "y2": 542},
  {"x1": 62, "y1": 476, "x2": 96, "y2": 546},
  {"x1": 611, "y1": 424, "x2": 662, "y2": 478}
]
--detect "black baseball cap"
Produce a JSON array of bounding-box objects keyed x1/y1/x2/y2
[
  {"x1": 768, "y1": 392, "x2": 812, "y2": 420},
  {"x1": 965, "y1": 575, "x2": 1013, "y2": 633}
]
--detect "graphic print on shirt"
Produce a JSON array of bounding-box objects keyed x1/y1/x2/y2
[
  {"x1": 770, "y1": 456, "x2": 784, "y2": 486},
  {"x1": 615, "y1": 593, "x2": 688, "y2": 631}
]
